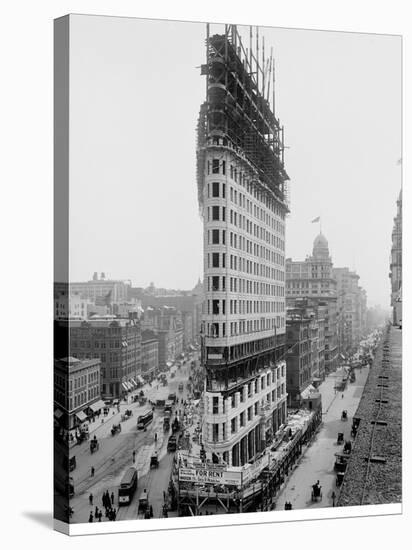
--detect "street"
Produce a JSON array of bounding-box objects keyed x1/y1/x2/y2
[
  {"x1": 69, "y1": 355, "x2": 197, "y2": 523},
  {"x1": 274, "y1": 365, "x2": 370, "y2": 510}
]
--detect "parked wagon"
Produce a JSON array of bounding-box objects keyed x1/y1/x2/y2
[{"x1": 337, "y1": 432, "x2": 344, "y2": 445}]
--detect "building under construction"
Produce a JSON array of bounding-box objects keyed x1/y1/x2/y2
[{"x1": 196, "y1": 24, "x2": 290, "y2": 479}]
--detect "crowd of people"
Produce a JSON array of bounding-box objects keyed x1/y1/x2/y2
[{"x1": 87, "y1": 490, "x2": 117, "y2": 522}]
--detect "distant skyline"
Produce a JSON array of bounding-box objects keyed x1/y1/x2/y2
[{"x1": 68, "y1": 16, "x2": 401, "y2": 308}]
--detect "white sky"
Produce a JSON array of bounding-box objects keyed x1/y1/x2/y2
[{"x1": 69, "y1": 15, "x2": 401, "y2": 307}]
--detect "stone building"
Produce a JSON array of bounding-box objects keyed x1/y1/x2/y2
[
  {"x1": 197, "y1": 29, "x2": 288, "y2": 467},
  {"x1": 286, "y1": 233, "x2": 338, "y2": 374}
]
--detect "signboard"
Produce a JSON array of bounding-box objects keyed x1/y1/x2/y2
[
  {"x1": 179, "y1": 466, "x2": 242, "y2": 487},
  {"x1": 208, "y1": 353, "x2": 223, "y2": 360}
]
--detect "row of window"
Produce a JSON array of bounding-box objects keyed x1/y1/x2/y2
[
  {"x1": 206, "y1": 181, "x2": 285, "y2": 235},
  {"x1": 205, "y1": 316, "x2": 284, "y2": 338},
  {"x1": 207, "y1": 299, "x2": 284, "y2": 316},
  {"x1": 207, "y1": 252, "x2": 284, "y2": 281},
  {"x1": 207, "y1": 229, "x2": 284, "y2": 266},
  {"x1": 71, "y1": 384, "x2": 99, "y2": 409},
  {"x1": 211, "y1": 369, "x2": 285, "y2": 414},
  {"x1": 206, "y1": 206, "x2": 285, "y2": 251},
  {"x1": 207, "y1": 275, "x2": 285, "y2": 297},
  {"x1": 209, "y1": 386, "x2": 286, "y2": 442},
  {"x1": 206, "y1": 158, "x2": 286, "y2": 221}
]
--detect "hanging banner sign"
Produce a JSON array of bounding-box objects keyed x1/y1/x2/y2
[{"x1": 179, "y1": 467, "x2": 242, "y2": 487}]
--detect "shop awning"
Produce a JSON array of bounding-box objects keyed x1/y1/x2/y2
[
  {"x1": 130, "y1": 378, "x2": 137, "y2": 387},
  {"x1": 137, "y1": 375, "x2": 145, "y2": 384},
  {"x1": 54, "y1": 408, "x2": 63, "y2": 419},
  {"x1": 122, "y1": 382, "x2": 128, "y2": 391},
  {"x1": 166, "y1": 361, "x2": 173, "y2": 368},
  {"x1": 339, "y1": 353, "x2": 346, "y2": 360},
  {"x1": 301, "y1": 384, "x2": 317, "y2": 400},
  {"x1": 89, "y1": 399, "x2": 105, "y2": 412},
  {"x1": 76, "y1": 410, "x2": 87, "y2": 422}
]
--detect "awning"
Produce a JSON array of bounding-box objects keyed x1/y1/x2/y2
[
  {"x1": 301, "y1": 384, "x2": 317, "y2": 400},
  {"x1": 89, "y1": 399, "x2": 105, "y2": 412},
  {"x1": 76, "y1": 410, "x2": 87, "y2": 422},
  {"x1": 122, "y1": 382, "x2": 128, "y2": 391},
  {"x1": 130, "y1": 378, "x2": 137, "y2": 387},
  {"x1": 137, "y1": 375, "x2": 145, "y2": 384},
  {"x1": 340, "y1": 353, "x2": 346, "y2": 360},
  {"x1": 54, "y1": 408, "x2": 63, "y2": 419}
]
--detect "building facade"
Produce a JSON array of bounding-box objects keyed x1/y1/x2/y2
[
  {"x1": 286, "y1": 234, "x2": 338, "y2": 374},
  {"x1": 69, "y1": 272, "x2": 131, "y2": 304},
  {"x1": 197, "y1": 27, "x2": 289, "y2": 466},
  {"x1": 66, "y1": 318, "x2": 141, "y2": 398},
  {"x1": 389, "y1": 189, "x2": 402, "y2": 326},
  {"x1": 141, "y1": 331, "x2": 159, "y2": 377},
  {"x1": 54, "y1": 357, "x2": 102, "y2": 430},
  {"x1": 54, "y1": 292, "x2": 92, "y2": 320}
]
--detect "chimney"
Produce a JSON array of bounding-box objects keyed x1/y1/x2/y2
[{"x1": 101, "y1": 272, "x2": 105, "y2": 280}]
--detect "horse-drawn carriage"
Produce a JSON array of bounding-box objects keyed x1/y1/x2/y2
[
  {"x1": 334, "y1": 452, "x2": 349, "y2": 473},
  {"x1": 138, "y1": 491, "x2": 149, "y2": 515},
  {"x1": 337, "y1": 432, "x2": 344, "y2": 445},
  {"x1": 111, "y1": 423, "x2": 122, "y2": 436},
  {"x1": 121, "y1": 409, "x2": 133, "y2": 421},
  {"x1": 150, "y1": 452, "x2": 159, "y2": 469},
  {"x1": 311, "y1": 482, "x2": 322, "y2": 502},
  {"x1": 336, "y1": 471, "x2": 345, "y2": 487},
  {"x1": 343, "y1": 440, "x2": 352, "y2": 454},
  {"x1": 90, "y1": 437, "x2": 99, "y2": 454},
  {"x1": 341, "y1": 410, "x2": 348, "y2": 421}
]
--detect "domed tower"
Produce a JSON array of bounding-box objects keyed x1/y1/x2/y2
[{"x1": 312, "y1": 233, "x2": 330, "y2": 261}]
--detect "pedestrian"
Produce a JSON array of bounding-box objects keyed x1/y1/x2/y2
[
  {"x1": 98, "y1": 510, "x2": 103, "y2": 522},
  {"x1": 94, "y1": 506, "x2": 98, "y2": 518},
  {"x1": 149, "y1": 505, "x2": 153, "y2": 518},
  {"x1": 91, "y1": 466, "x2": 95, "y2": 477},
  {"x1": 331, "y1": 491, "x2": 336, "y2": 507},
  {"x1": 102, "y1": 493, "x2": 106, "y2": 508},
  {"x1": 111, "y1": 492, "x2": 114, "y2": 505},
  {"x1": 88, "y1": 512, "x2": 94, "y2": 523},
  {"x1": 154, "y1": 432, "x2": 157, "y2": 443},
  {"x1": 163, "y1": 490, "x2": 166, "y2": 502},
  {"x1": 106, "y1": 490, "x2": 110, "y2": 507},
  {"x1": 342, "y1": 393, "x2": 344, "y2": 399},
  {"x1": 89, "y1": 493, "x2": 93, "y2": 506}
]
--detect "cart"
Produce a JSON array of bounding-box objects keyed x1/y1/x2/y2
[{"x1": 150, "y1": 452, "x2": 159, "y2": 469}]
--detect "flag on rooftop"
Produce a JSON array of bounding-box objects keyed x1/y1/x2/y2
[{"x1": 311, "y1": 216, "x2": 320, "y2": 223}]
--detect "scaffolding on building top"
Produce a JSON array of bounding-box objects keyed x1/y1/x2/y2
[{"x1": 197, "y1": 24, "x2": 290, "y2": 211}]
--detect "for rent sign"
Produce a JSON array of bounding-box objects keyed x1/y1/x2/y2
[{"x1": 179, "y1": 467, "x2": 242, "y2": 487}]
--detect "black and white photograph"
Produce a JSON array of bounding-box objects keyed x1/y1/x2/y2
[{"x1": 52, "y1": 13, "x2": 402, "y2": 536}]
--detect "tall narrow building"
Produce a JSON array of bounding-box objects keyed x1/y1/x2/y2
[{"x1": 197, "y1": 25, "x2": 289, "y2": 466}]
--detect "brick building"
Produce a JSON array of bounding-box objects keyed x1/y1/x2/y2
[{"x1": 54, "y1": 356, "x2": 103, "y2": 430}]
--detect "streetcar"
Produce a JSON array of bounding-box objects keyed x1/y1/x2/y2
[
  {"x1": 118, "y1": 467, "x2": 138, "y2": 505},
  {"x1": 137, "y1": 410, "x2": 154, "y2": 430}
]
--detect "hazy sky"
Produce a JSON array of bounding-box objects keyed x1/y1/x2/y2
[{"x1": 69, "y1": 15, "x2": 401, "y2": 307}]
